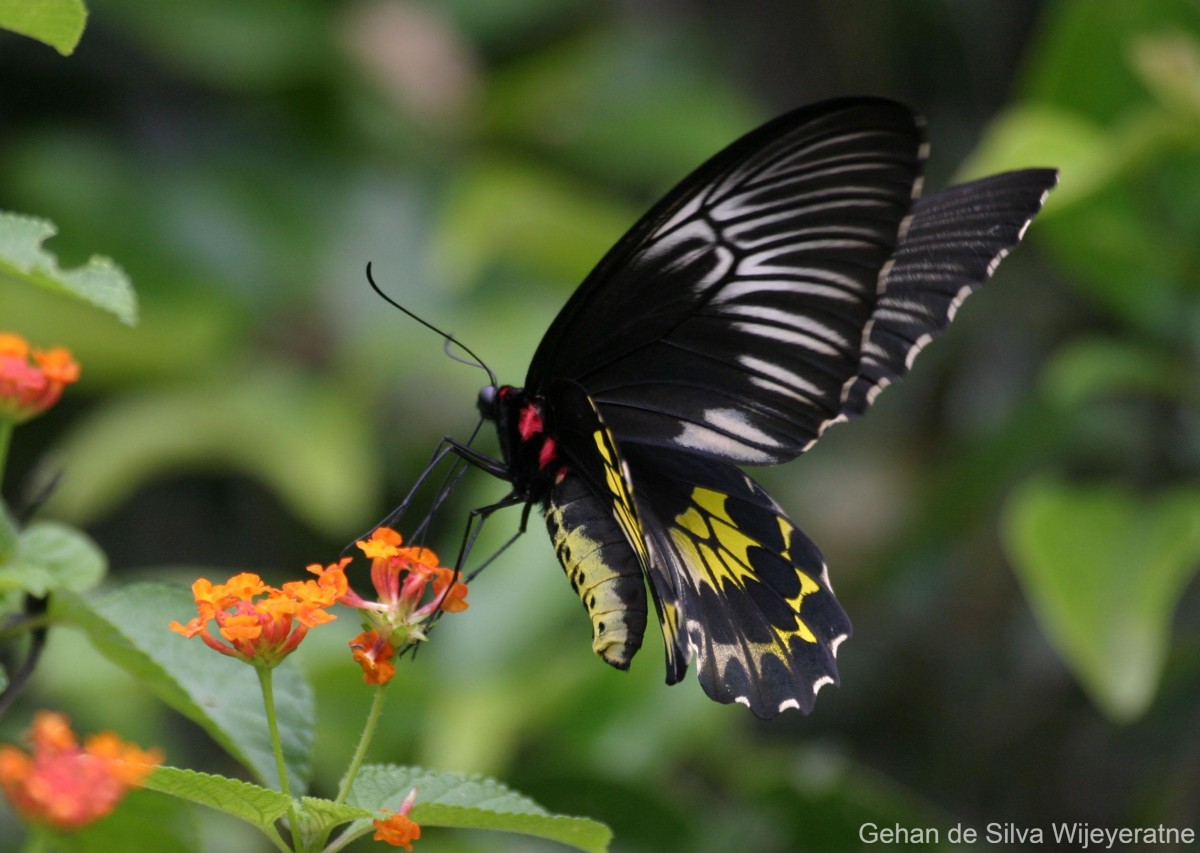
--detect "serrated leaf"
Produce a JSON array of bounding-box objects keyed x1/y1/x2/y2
[
  {"x1": 144, "y1": 766, "x2": 292, "y2": 830},
  {"x1": 347, "y1": 765, "x2": 612, "y2": 853},
  {"x1": 53, "y1": 582, "x2": 315, "y2": 792},
  {"x1": 294, "y1": 796, "x2": 376, "y2": 849},
  {"x1": 297, "y1": 796, "x2": 374, "y2": 827},
  {"x1": 0, "y1": 210, "x2": 137, "y2": 324},
  {"x1": 0, "y1": 520, "x2": 106, "y2": 596},
  {"x1": 0, "y1": 0, "x2": 87, "y2": 55},
  {"x1": 44, "y1": 369, "x2": 377, "y2": 538},
  {"x1": 1003, "y1": 478, "x2": 1200, "y2": 721}
]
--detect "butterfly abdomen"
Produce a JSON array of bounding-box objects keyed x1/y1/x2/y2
[{"x1": 544, "y1": 472, "x2": 648, "y2": 669}]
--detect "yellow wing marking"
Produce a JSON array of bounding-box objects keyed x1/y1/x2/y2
[
  {"x1": 669, "y1": 486, "x2": 821, "y2": 644},
  {"x1": 592, "y1": 427, "x2": 648, "y2": 563}
]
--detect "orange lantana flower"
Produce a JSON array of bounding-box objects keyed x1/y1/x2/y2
[
  {"x1": 348, "y1": 630, "x2": 397, "y2": 686},
  {"x1": 323, "y1": 527, "x2": 469, "y2": 683},
  {"x1": 373, "y1": 787, "x2": 421, "y2": 849},
  {"x1": 0, "y1": 332, "x2": 80, "y2": 424},
  {"x1": 170, "y1": 570, "x2": 340, "y2": 667},
  {"x1": 0, "y1": 711, "x2": 161, "y2": 832}
]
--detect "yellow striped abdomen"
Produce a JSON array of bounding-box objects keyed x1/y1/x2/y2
[{"x1": 544, "y1": 472, "x2": 647, "y2": 669}]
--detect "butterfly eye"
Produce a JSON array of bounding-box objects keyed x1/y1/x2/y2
[{"x1": 477, "y1": 385, "x2": 498, "y2": 419}]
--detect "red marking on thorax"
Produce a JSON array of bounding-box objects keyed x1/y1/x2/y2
[
  {"x1": 538, "y1": 437, "x2": 557, "y2": 470},
  {"x1": 518, "y1": 404, "x2": 544, "y2": 440}
]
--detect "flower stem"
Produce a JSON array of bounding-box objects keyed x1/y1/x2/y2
[
  {"x1": 335, "y1": 683, "x2": 388, "y2": 805},
  {"x1": 257, "y1": 666, "x2": 302, "y2": 850},
  {"x1": 0, "y1": 419, "x2": 13, "y2": 494},
  {"x1": 20, "y1": 826, "x2": 48, "y2": 853}
]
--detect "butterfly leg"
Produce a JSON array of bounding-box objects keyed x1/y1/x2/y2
[
  {"x1": 357, "y1": 426, "x2": 510, "y2": 543},
  {"x1": 450, "y1": 492, "x2": 527, "y2": 577},
  {"x1": 462, "y1": 502, "x2": 533, "y2": 582},
  {"x1": 352, "y1": 438, "x2": 460, "y2": 549}
]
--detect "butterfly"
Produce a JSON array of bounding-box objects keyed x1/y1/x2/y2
[{"x1": 430, "y1": 96, "x2": 1056, "y2": 719}]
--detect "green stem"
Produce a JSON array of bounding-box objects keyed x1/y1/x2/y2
[
  {"x1": 20, "y1": 826, "x2": 48, "y2": 853},
  {"x1": 335, "y1": 683, "x2": 388, "y2": 805},
  {"x1": 0, "y1": 419, "x2": 13, "y2": 495},
  {"x1": 257, "y1": 665, "x2": 302, "y2": 851},
  {"x1": 262, "y1": 827, "x2": 295, "y2": 853},
  {"x1": 0, "y1": 611, "x2": 53, "y2": 644}
]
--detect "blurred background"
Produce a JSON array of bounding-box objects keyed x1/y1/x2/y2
[{"x1": 2, "y1": 0, "x2": 1200, "y2": 850}]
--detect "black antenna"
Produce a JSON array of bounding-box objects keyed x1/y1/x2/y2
[{"x1": 365, "y1": 262, "x2": 498, "y2": 389}]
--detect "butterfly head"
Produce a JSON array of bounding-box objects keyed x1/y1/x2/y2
[
  {"x1": 476, "y1": 384, "x2": 499, "y2": 420},
  {"x1": 477, "y1": 384, "x2": 526, "y2": 422},
  {"x1": 477, "y1": 384, "x2": 564, "y2": 496}
]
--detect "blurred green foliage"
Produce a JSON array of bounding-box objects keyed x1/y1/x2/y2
[
  {"x1": 1, "y1": 0, "x2": 1198, "y2": 850},
  {"x1": 964, "y1": 0, "x2": 1200, "y2": 721}
]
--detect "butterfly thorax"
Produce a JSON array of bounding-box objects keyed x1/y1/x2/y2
[
  {"x1": 478, "y1": 384, "x2": 565, "y2": 501},
  {"x1": 479, "y1": 382, "x2": 651, "y2": 670}
]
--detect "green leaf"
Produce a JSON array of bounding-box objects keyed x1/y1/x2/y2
[
  {"x1": 0, "y1": 0, "x2": 87, "y2": 56},
  {"x1": 347, "y1": 764, "x2": 613, "y2": 853},
  {"x1": 0, "y1": 520, "x2": 106, "y2": 596},
  {"x1": 1040, "y1": 338, "x2": 1185, "y2": 408},
  {"x1": 43, "y1": 368, "x2": 378, "y2": 538},
  {"x1": 0, "y1": 210, "x2": 137, "y2": 324},
  {"x1": 143, "y1": 766, "x2": 292, "y2": 831},
  {"x1": 1003, "y1": 478, "x2": 1200, "y2": 721},
  {"x1": 294, "y1": 796, "x2": 376, "y2": 849},
  {"x1": 53, "y1": 582, "x2": 315, "y2": 793}
]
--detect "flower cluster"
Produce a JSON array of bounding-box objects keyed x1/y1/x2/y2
[
  {"x1": 169, "y1": 570, "x2": 345, "y2": 668},
  {"x1": 171, "y1": 527, "x2": 468, "y2": 686},
  {"x1": 334, "y1": 527, "x2": 468, "y2": 675},
  {"x1": 0, "y1": 332, "x2": 80, "y2": 424},
  {"x1": 0, "y1": 711, "x2": 162, "y2": 832}
]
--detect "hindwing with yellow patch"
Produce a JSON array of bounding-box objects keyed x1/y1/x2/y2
[
  {"x1": 624, "y1": 445, "x2": 850, "y2": 717},
  {"x1": 540, "y1": 387, "x2": 850, "y2": 717}
]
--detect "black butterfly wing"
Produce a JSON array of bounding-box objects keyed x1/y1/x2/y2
[
  {"x1": 839, "y1": 169, "x2": 1059, "y2": 418},
  {"x1": 525, "y1": 97, "x2": 1057, "y2": 464},
  {"x1": 525, "y1": 96, "x2": 922, "y2": 462},
  {"x1": 621, "y1": 444, "x2": 849, "y2": 718}
]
